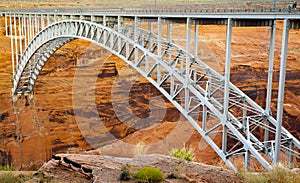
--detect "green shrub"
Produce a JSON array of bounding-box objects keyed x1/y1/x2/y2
[
  {"x1": 0, "y1": 172, "x2": 15, "y2": 183},
  {"x1": 136, "y1": 166, "x2": 163, "y2": 183},
  {"x1": 169, "y1": 146, "x2": 194, "y2": 162},
  {"x1": 0, "y1": 165, "x2": 15, "y2": 171}
]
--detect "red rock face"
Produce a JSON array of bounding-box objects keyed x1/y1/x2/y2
[{"x1": 0, "y1": 17, "x2": 299, "y2": 170}]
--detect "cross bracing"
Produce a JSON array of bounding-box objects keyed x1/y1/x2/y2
[{"x1": 2, "y1": 9, "x2": 300, "y2": 171}]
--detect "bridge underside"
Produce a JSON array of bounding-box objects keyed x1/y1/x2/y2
[{"x1": 3, "y1": 11, "x2": 300, "y2": 171}]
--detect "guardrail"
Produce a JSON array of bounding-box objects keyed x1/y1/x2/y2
[{"x1": 0, "y1": 6, "x2": 299, "y2": 15}]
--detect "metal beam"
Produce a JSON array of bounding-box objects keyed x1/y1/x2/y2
[
  {"x1": 185, "y1": 17, "x2": 191, "y2": 111},
  {"x1": 9, "y1": 14, "x2": 14, "y2": 78},
  {"x1": 194, "y1": 20, "x2": 198, "y2": 58},
  {"x1": 264, "y1": 20, "x2": 276, "y2": 150},
  {"x1": 134, "y1": 16, "x2": 138, "y2": 64},
  {"x1": 13, "y1": 14, "x2": 18, "y2": 64},
  {"x1": 5, "y1": 13, "x2": 8, "y2": 36},
  {"x1": 157, "y1": 16, "x2": 162, "y2": 82},
  {"x1": 274, "y1": 19, "x2": 290, "y2": 164},
  {"x1": 18, "y1": 14, "x2": 22, "y2": 57},
  {"x1": 222, "y1": 18, "x2": 233, "y2": 154}
]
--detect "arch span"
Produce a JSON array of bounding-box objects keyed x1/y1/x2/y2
[{"x1": 13, "y1": 20, "x2": 300, "y2": 171}]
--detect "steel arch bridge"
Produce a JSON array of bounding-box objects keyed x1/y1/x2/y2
[{"x1": 2, "y1": 9, "x2": 300, "y2": 171}]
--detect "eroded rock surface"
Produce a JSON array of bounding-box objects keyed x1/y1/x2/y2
[{"x1": 39, "y1": 154, "x2": 243, "y2": 183}]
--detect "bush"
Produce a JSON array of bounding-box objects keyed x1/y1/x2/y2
[
  {"x1": 136, "y1": 166, "x2": 163, "y2": 183},
  {"x1": 169, "y1": 146, "x2": 194, "y2": 162},
  {"x1": 266, "y1": 166, "x2": 300, "y2": 183},
  {"x1": 239, "y1": 166, "x2": 300, "y2": 183},
  {"x1": 0, "y1": 172, "x2": 15, "y2": 183},
  {"x1": 119, "y1": 166, "x2": 131, "y2": 181}
]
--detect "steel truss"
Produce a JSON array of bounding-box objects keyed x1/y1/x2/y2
[{"x1": 4, "y1": 11, "x2": 300, "y2": 171}]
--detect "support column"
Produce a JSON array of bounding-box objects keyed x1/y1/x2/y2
[
  {"x1": 244, "y1": 117, "x2": 251, "y2": 170},
  {"x1": 194, "y1": 21, "x2": 198, "y2": 58},
  {"x1": 14, "y1": 14, "x2": 19, "y2": 63},
  {"x1": 202, "y1": 105, "x2": 207, "y2": 131},
  {"x1": 47, "y1": 14, "x2": 50, "y2": 26},
  {"x1": 54, "y1": 14, "x2": 57, "y2": 22},
  {"x1": 22, "y1": 15, "x2": 26, "y2": 48},
  {"x1": 157, "y1": 17, "x2": 162, "y2": 83},
  {"x1": 41, "y1": 14, "x2": 45, "y2": 30},
  {"x1": 134, "y1": 16, "x2": 138, "y2": 64},
  {"x1": 29, "y1": 14, "x2": 32, "y2": 41},
  {"x1": 10, "y1": 14, "x2": 15, "y2": 77},
  {"x1": 274, "y1": 19, "x2": 290, "y2": 164},
  {"x1": 103, "y1": 15, "x2": 106, "y2": 43},
  {"x1": 117, "y1": 16, "x2": 121, "y2": 52},
  {"x1": 193, "y1": 21, "x2": 198, "y2": 83},
  {"x1": 5, "y1": 13, "x2": 8, "y2": 36},
  {"x1": 264, "y1": 20, "x2": 276, "y2": 153},
  {"x1": 167, "y1": 20, "x2": 173, "y2": 62},
  {"x1": 222, "y1": 18, "x2": 233, "y2": 153},
  {"x1": 149, "y1": 21, "x2": 153, "y2": 49},
  {"x1": 185, "y1": 17, "x2": 191, "y2": 111},
  {"x1": 18, "y1": 14, "x2": 22, "y2": 56},
  {"x1": 157, "y1": 17, "x2": 162, "y2": 56},
  {"x1": 168, "y1": 20, "x2": 172, "y2": 42}
]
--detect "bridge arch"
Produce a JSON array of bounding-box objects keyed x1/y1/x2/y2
[{"x1": 12, "y1": 19, "x2": 300, "y2": 171}]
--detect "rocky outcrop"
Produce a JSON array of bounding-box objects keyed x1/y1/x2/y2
[{"x1": 38, "y1": 154, "x2": 243, "y2": 183}]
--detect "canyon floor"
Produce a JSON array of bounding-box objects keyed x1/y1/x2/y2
[{"x1": 0, "y1": 5, "x2": 300, "y2": 182}]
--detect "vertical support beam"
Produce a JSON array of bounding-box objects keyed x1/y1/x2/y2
[
  {"x1": 26, "y1": 15, "x2": 29, "y2": 46},
  {"x1": 170, "y1": 75, "x2": 174, "y2": 97},
  {"x1": 274, "y1": 19, "x2": 290, "y2": 164},
  {"x1": 54, "y1": 14, "x2": 57, "y2": 22},
  {"x1": 117, "y1": 16, "x2": 121, "y2": 53},
  {"x1": 193, "y1": 21, "x2": 198, "y2": 83},
  {"x1": 29, "y1": 14, "x2": 32, "y2": 41},
  {"x1": 10, "y1": 14, "x2": 15, "y2": 77},
  {"x1": 47, "y1": 14, "x2": 50, "y2": 26},
  {"x1": 264, "y1": 20, "x2": 276, "y2": 152},
  {"x1": 185, "y1": 17, "x2": 191, "y2": 111},
  {"x1": 244, "y1": 117, "x2": 250, "y2": 170},
  {"x1": 149, "y1": 21, "x2": 153, "y2": 48},
  {"x1": 157, "y1": 17, "x2": 162, "y2": 56},
  {"x1": 14, "y1": 14, "x2": 19, "y2": 63},
  {"x1": 222, "y1": 18, "x2": 232, "y2": 154},
  {"x1": 5, "y1": 13, "x2": 8, "y2": 36},
  {"x1": 103, "y1": 15, "x2": 106, "y2": 42},
  {"x1": 168, "y1": 20, "x2": 172, "y2": 42},
  {"x1": 18, "y1": 14, "x2": 22, "y2": 57},
  {"x1": 194, "y1": 21, "x2": 198, "y2": 58},
  {"x1": 41, "y1": 14, "x2": 45, "y2": 30},
  {"x1": 22, "y1": 15, "x2": 26, "y2": 48},
  {"x1": 157, "y1": 16, "x2": 162, "y2": 82},
  {"x1": 35, "y1": 14, "x2": 38, "y2": 35},
  {"x1": 134, "y1": 16, "x2": 138, "y2": 64},
  {"x1": 167, "y1": 20, "x2": 173, "y2": 63},
  {"x1": 202, "y1": 105, "x2": 207, "y2": 131}
]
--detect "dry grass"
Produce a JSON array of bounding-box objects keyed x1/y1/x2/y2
[{"x1": 238, "y1": 166, "x2": 300, "y2": 183}]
